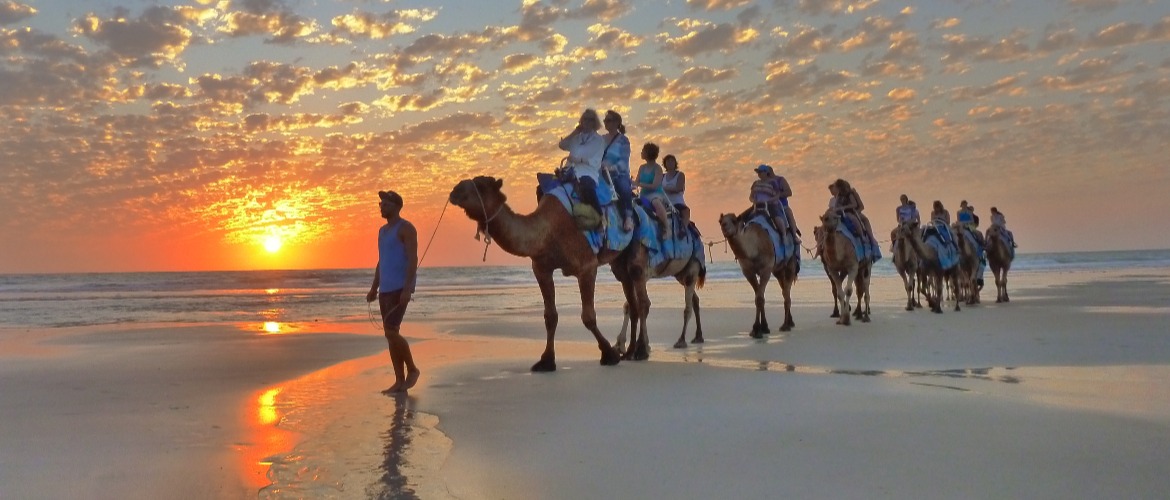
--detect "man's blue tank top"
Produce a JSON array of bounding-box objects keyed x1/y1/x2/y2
[{"x1": 378, "y1": 220, "x2": 407, "y2": 293}]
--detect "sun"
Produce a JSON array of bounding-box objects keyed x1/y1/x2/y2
[{"x1": 263, "y1": 235, "x2": 283, "y2": 253}]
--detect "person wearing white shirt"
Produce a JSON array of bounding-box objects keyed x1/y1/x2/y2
[{"x1": 558, "y1": 109, "x2": 605, "y2": 214}]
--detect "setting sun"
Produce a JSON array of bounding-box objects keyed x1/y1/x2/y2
[{"x1": 263, "y1": 236, "x2": 282, "y2": 253}]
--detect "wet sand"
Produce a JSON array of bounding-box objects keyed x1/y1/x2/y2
[
  {"x1": 0, "y1": 322, "x2": 385, "y2": 499},
  {"x1": 415, "y1": 268, "x2": 1170, "y2": 499},
  {"x1": 4, "y1": 269, "x2": 1170, "y2": 499}
]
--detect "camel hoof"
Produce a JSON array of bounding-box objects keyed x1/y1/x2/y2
[
  {"x1": 932, "y1": 307, "x2": 942, "y2": 314},
  {"x1": 905, "y1": 305, "x2": 914, "y2": 311},
  {"x1": 1004, "y1": 296, "x2": 1010, "y2": 303},
  {"x1": 600, "y1": 348, "x2": 621, "y2": 366},
  {"x1": 750, "y1": 330, "x2": 764, "y2": 339},
  {"x1": 779, "y1": 325, "x2": 792, "y2": 332},
  {"x1": 691, "y1": 336, "x2": 704, "y2": 344},
  {"x1": 861, "y1": 316, "x2": 871, "y2": 323},
  {"x1": 830, "y1": 311, "x2": 840, "y2": 318},
  {"x1": 532, "y1": 358, "x2": 557, "y2": 372},
  {"x1": 634, "y1": 345, "x2": 650, "y2": 361},
  {"x1": 673, "y1": 340, "x2": 687, "y2": 349}
]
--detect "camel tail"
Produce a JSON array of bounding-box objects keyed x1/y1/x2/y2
[{"x1": 697, "y1": 263, "x2": 707, "y2": 289}]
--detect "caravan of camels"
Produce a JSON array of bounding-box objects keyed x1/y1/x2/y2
[{"x1": 446, "y1": 109, "x2": 1018, "y2": 372}]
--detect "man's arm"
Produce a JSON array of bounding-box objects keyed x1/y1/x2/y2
[{"x1": 367, "y1": 263, "x2": 380, "y2": 302}]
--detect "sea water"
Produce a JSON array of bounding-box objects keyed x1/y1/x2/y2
[{"x1": 3, "y1": 249, "x2": 1170, "y2": 329}]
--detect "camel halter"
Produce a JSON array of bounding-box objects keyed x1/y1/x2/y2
[{"x1": 471, "y1": 182, "x2": 505, "y2": 262}]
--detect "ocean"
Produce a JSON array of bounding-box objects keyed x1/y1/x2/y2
[{"x1": 2, "y1": 249, "x2": 1169, "y2": 330}]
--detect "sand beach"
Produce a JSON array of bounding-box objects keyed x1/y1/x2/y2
[{"x1": 3, "y1": 266, "x2": 1170, "y2": 499}]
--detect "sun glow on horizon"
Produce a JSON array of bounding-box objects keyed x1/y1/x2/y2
[{"x1": 263, "y1": 235, "x2": 282, "y2": 253}]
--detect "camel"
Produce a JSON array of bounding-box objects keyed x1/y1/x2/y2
[
  {"x1": 614, "y1": 238, "x2": 707, "y2": 354},
  {"x1": 815, "y1": 212, "x2": 862, "y2": 325},
  {"x1": 718, "y1": 213, "x2": 799, "y2": 338},
  {"x1": 952, "y1": 223, "x2": 983, "y2": 305},
  {"x1": 898, "y1": 222, "x2": 960, "y2": 313},
  {"x1": 449, "y1": 176, "x2": 623, "y2": 371},
  {"x1": 892, "y1": 221, "x2": 922, "y2": 311},
  {"x1": 985, "y1": 226, "x2": 1014, "y2": 303}
]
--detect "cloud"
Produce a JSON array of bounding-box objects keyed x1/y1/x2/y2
[
  {"x1": 776, "y1": 0, "x2": 880, "y2": 17},
  {"x1": 74, "y1": 5, "x2": 207, "y2": 68},
  {"x1": 1035, "y1": 55, "x2": 1129, "y2": 91},
  {"x1": 0, "y1": 1, "x2": 35, "y2": 25},
  {"x1": 886, "y1": 87, "x2": 916, "y2": 101},
  {"x1": 587, "y1": 23, "x2": 644, "y2": 53},
  {"x1": 330, "y1": 8, "x2": 437, "y2": 40},
  {"x1": 687, "y1": 0, "x2": 754, "y2": 10},
  {"x1": 502, "y1": 53, "x2": 541, "y2": 74},
  {"x1": 661, "y1": 20, "x2": 759, "y2": 57}
]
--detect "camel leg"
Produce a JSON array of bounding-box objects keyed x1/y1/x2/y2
[
  {"x1": 617, "y1": 277, "x2": 636, "y2": 360},
  {"x1": 633, "y1": 277, "x2": 652, "y2": 361},
  {"x1": 690, "y1": 292, "x2": 704, "y2": 344},
  {"x1": 533, "y1": 266, "x2": 558, "y2": 372},
  {"x1": 1002, "y1": 266, "x2": 1010, "y2": 302},
  {"x1": 617, "y1": 280, "x2": 637, "y2": 358},
  {"x1": 929, "y1": 272, "x2": 943, "y2": 314},
  {"x1": 777, "y1": 267, "x2": 795, "y2": 332},
  {"x1": 827, "y1": 267, "x2": 840, "y2": 318},
  {"x1": 750, "y1": 271, "x2": 771, "y2": 338},
  {"x1": 742, "y1": 269, "x2": 764, "y2": 337},
  {"x1": 616, "y1": 302, "x2": 630, "y2": 354},
  {"x1": 674, "y1": 276, "x2": 695, "y2": 349},
  {"x1": 577, "y1": 269, "x2": 620, "y2": 366},
  {"x1": 950, "y1": 271, "x2": 962, "y2": 312}
]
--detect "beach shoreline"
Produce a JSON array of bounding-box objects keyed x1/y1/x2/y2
[{"x1": 3, "y1": 267, "x2": 1170, "y2": 499}]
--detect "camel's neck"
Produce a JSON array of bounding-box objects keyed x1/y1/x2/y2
[
  {"x1": 726, "y1": 226, "x2": 761, "y2": 261},
  {"x1": 906, "y1": 232, "x2": 936, "y2": 260},
  {"x1": 481, "y1": 200, "x2": 557, "y2": 258}
]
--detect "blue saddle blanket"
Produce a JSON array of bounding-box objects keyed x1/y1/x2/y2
[
  {"x1": 748, "y1": 215, "x2": 799, "y2": 264},
  {"x1": 923, "y1": 232, "x2": 959, "y2": 271},
  {"x1": 538, "y1": 174, "x2": 704, "y2": 271},
  {"x1": 836, "y1": 218, "x2": 881, "y2": 263},
  {"x1": 959, "y1": 227, "x2": 984, "y2": 257}
]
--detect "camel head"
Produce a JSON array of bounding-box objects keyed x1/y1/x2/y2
[
  {"x1": 896, "y1": 220, "x2": 920, "y2": 240},
  {"x1": 718, "y1": 213, "x2": 740, "y2": 238},
  {"x1": 449, "y1": 176, "x2": 507, "y2": 222},
  {"x1": 820, "y1": 210, "x2": 841, "y2": 231}
]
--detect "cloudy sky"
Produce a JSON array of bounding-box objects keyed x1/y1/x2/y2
[{"x1": 2, "y1": 0, "x2": 1168, "y2": 273}]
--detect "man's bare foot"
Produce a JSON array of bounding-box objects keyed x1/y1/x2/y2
[
  {"x1": 381, "y1": 382, "x2": 405, "y2": 395},
  {"x1": 404, "y1": 369, "x2": 421, "y2": 389}
]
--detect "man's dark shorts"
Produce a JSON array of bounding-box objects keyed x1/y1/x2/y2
[{"x1": 378, "y1": 289, "x2": 408, "y2": 329}]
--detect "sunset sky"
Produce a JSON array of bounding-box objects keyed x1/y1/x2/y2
[{"x1": 2, "y1": 0, "x2": 1169, "y2": 273}]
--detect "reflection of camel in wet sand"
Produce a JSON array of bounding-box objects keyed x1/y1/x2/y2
[
  {"x1": 719, "y1": 214, "x2": 798, "y2": 337},
  {"x1": 898, "y1": 222, "x2": 959, "y2": 313},
  {"x1": 985, "y1": 226, "x2": 1014, "y2": 303},
  {"x1": 449, "y1": 176, "x2": 622, "y2": 371},
  {"x1": 952, "y1": 223, "x2": 982, "y2": 305},
  {"x1": 892, "y1": 221, "x2": 922, "y2": 311},
  {"x1": 815, "y1": 212, "x2": 862, "y2": 325}
]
